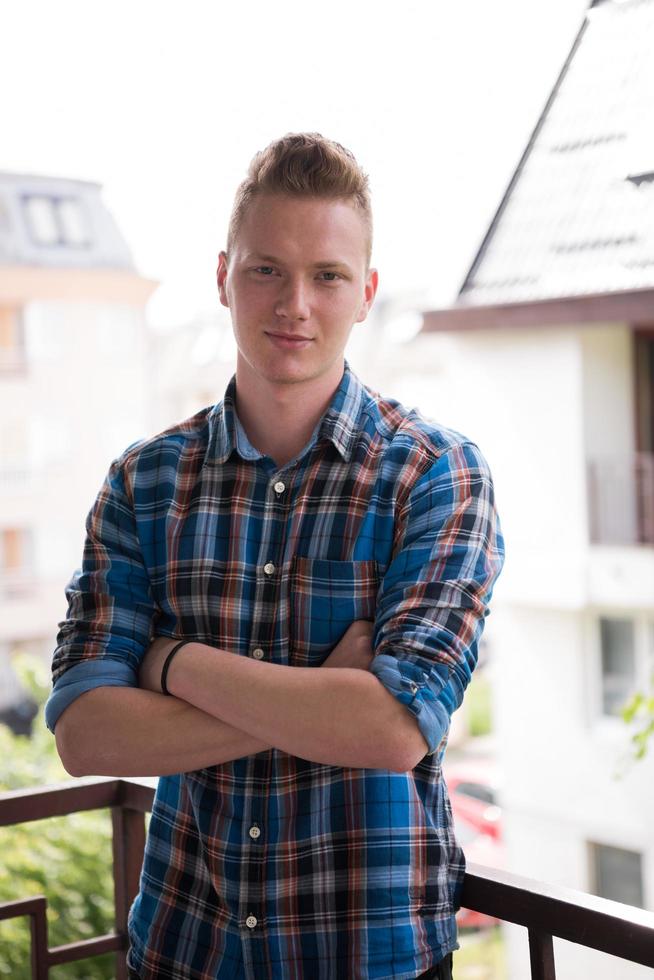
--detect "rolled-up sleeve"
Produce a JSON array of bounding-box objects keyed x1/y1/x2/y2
[
  {"x1": 45, "y1": 454, "x2": 158, "y2": 732},
  {"x1": 370, "y1": 441, "x2": 504, "y2": 756}
]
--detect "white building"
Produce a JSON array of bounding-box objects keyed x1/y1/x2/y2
[
  {"x1": 0, "y1": 173, "x2": 156, "y2": 691},
  {"x1": 149, "y1": 310, "x2": 236, "y2": 437},
  {"x1": 407, "y1": 1, "x2": 654, "y2": 977}
]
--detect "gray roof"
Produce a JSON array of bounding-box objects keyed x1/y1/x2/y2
[
  {"x1": 0, "y1": 172, "x2": 135, "y2": 270},
  {"x1": 459, "y1": 0, "x2": 654, "y2": 307}
]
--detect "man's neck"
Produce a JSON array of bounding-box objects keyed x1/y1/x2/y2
[{"x1": 233, "y1": 360, "x2": 345, "y2": 468}]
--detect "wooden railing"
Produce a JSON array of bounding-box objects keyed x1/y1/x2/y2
[
  {"x1": 2, "y1": 778, "x2": 654, "y2": 978},
  {"x1": 0, "y1": 778, "x2": 153, "y2": 980}
]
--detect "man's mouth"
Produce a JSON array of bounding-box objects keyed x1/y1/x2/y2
[{"x1": 265, "y1": 332, "x2": 313, "y2": 348}]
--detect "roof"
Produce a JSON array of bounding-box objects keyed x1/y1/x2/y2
[
  {"x1": 0, "y1": 172, "x2": 135, "y2": 270},
  {"x1": 457, "y1": 0, "x2": 654, "y2": 309},
  {"x1": 423, "y1": 285, "x2": 654, "y2": 332}
]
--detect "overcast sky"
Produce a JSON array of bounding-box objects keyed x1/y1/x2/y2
[{"x1": 3, "y1": 0, "x2": 590, "y2": 328}]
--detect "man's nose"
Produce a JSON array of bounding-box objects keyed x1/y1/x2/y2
[{"x1": 274, "y1": 277, "x2": 310, "y2": 320}]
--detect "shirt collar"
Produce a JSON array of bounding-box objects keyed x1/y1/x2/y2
[
  {"x1": 316, "y1": 362, "x2": 367, "y2": 462},
  {"x1": 209, "y1": 362, "x2": 367, "y2": 465}
]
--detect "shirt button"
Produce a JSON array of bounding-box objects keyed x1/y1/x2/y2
[
  {"x1": 273, "y1": 480, "x2": 286, "y2": 494},
  {"x1": 245, "y1": 914, "x2": 258, "y2": 929},
  {"x1": 251, "y1": 648, "x2": 265, "y2": 660},
  {"x1": 409, "y1": 682, "x2": 419, "y2": 695},
  {"x1": 249, "y1": 825, "x2": 261, "y2": 839},
  {"x1": 263, "y1": 562, "x2": 275, "y2": 576}
]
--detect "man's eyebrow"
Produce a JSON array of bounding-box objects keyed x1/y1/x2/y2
[
  {"x1": 245, "y1": 253, "x2": 354, "y2": 273},
  {"x1": 313, "y1": 261, "x2": 354, "y2": 272}
]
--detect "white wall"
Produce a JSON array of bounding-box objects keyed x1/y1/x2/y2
[
  {"x1": 581, "y1": 324, "x2": 635, "y2": 461},
  {"x1": 495, "y1": 604, "x2": 654, "y2": 980},
  {"x1": 367, "y1": 327, "x2": 590, "y2": 608}
]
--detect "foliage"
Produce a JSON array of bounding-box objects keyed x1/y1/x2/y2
[
  {"x1": 621, "y1": 684, "x2": 654, "y2": 761},
  {"x1": 466, "y1": 669, "x2": 493, "y2": 738},
  {"x1": 0, "y1": 653, "x2": 115, "y2": 979},
  {"x1": 456, "y1": 925, "x2": 507, "y2": 980}
]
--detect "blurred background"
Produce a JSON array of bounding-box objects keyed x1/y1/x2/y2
[{"x1": 1, "y1": 1, "x2": 653, "y2": 977}]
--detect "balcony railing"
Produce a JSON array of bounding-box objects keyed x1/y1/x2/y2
[
  {"x1": 0, "y1": 349, "x2": 28, "y2": 375},
  {"x1": 0, "y1": 570, "x2": 38, "y2": 601},
  {"x1": 0, "y1": 468, "x2": 34, "y2": 495},
  {"x1": 588, "y1": 453, "x2": 654, "y2": 545},
  {"x1": 2, "y1": 778, "x2": 654, "y2": 979}
]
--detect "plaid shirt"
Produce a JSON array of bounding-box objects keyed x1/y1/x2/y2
[{"x1": 46, "y1": 365, "x2": 504, "y2": 980}]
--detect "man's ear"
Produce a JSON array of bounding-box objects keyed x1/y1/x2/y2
[
  {"x1": 217, "y1": 251, "x2": 230, "y2": 309},
  {"x1": 355, "y1": 268, "x2": 379, "y2": 323}
]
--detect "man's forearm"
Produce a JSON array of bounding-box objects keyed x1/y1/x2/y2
[
  {"x1": 165, "y1": 643, "x2": 428, "y2": 772},
  {"x1": 55, "y1": 686, "x2": 270, "y2": 777}
]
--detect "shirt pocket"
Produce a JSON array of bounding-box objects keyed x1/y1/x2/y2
[{"x1": 289, "y1": 557, "x2": 380, "y2": 667}]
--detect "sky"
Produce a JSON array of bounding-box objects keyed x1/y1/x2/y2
[{"x1": 3, "y1": 0, "x2": 591, "y2": 330}]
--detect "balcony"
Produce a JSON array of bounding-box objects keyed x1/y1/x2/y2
[
  {"x1": 0, "y1": 349, "x2": 28, "y2": 376},
  {"x1": 1, "y1": 778, "x2": 654, "y2": 979},
  {"x1": 0, "y1": 468, "x2": 35, "y2": 496},
  {"x1": 0, "y1": 570, "x2": 38, "y2": 602},
  {"x1": 588, "y1": 453, "x2": 654, "y2": 546}
]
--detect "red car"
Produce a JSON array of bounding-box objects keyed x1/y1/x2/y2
[
  {"x1": 452, "y1": 811, "x2": 504, "y2": 929},
  {"x1": 443, "y1": 762, "x2": 502, "y2": 841},
  {"x1": 443, "y1": 762, "x2": 504, "y2": 929}
]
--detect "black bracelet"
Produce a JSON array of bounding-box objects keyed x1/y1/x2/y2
[{"x1": 161, "y1": 640, "x2": 191, "y2": 695}]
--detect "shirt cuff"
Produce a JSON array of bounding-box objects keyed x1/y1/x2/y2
[
  {"x1": 369, "y1": 653, "x2": 451, "y2": 756},
  {"x1": 45, "y1": 659, "x2": 137, "y2": 733}
]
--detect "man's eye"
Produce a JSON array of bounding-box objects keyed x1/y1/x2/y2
[
  {"x1": 319, "y1": 272, "x2": 340, "y2": 281},
  {"x1": 255, "y1": 266, "x2": 275, "y2": 275}
]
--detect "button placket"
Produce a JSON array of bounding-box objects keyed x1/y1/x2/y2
[{"x1": 238, "y1": 465, "x2": 289, "y2": 957}]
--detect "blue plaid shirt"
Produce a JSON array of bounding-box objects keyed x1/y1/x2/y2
[{"x1": 47, "y1": 365, "x2": 504, "y2": 979}]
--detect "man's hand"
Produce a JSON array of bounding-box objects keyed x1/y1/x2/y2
[
  {"x1": 321, "y1": 620, "x2": 374, "y2": 671},
  {"x1": 139, "y1": 636, "x2": 181, "y2": 694}
]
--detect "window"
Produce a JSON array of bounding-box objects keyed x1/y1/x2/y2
[
  {"x1": 23, "y1": 196, "x2": 59, "y2": 245},
  {"x1": 58, "y1": 198, "x2": 90, "y2": 246},
  {"x1": 589, "y1": 842, "x2": 644, "y2": 907},
  {"x1": 600, "y1": 618, "x2": 636, "y2": 716},
  {"x1": 0, "y1": 194, "x2": 11, "y2": 233},
  {"x1": 22, "y1": 195, "x2": 91, "y2": 248},
  {"x1": 0, "y1": 528, "x2": 33, "y2": 571},
  {"x1": 0, "y1": 309, "x2": 26, "y2": 374},
  {"x1": 597, "y1": 614, "x2": 654, "y2": 720},
  {"x1": 0, "y1": 528, "x2": 35, "y2": 599}
]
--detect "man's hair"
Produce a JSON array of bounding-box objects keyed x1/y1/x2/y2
[{"x1": 227, "y1": 132, "x2": 373, "y2": 265}]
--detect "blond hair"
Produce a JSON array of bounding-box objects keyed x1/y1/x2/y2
[{"x1": 227, "y1": 133, "x2": 372, "y2": 265}]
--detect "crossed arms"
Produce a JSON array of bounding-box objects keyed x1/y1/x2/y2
[
  {"x1": 55, "y1": 621, "x2": 428, "y2": 777},
  {"x1": 50, "y1": 440, "x2": 504, "y2": 779}
]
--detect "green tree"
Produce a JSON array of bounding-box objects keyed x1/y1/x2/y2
[
  {"x1": 622, "y1": 684, "x2": 654, "y2": 761},
  {"x1": 0, "y1": 654, "x2": 115, "y2": 979}
]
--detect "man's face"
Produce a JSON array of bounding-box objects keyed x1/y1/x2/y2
[{"x1": 217, "y1": 193, "x2": 378, "y2": 391}]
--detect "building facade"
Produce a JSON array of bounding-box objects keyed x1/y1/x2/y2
[
  {"x1": 0, "y1": 172, "x2": 156, "y2": 708},
  {"x1": 415, "y1": 2, "x2": 654, "y2": 976}
]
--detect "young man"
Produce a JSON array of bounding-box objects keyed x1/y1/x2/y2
[{"x1": 47, "y1": 133, "x2": 504, "y2": 980}]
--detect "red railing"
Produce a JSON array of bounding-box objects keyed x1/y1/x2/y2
[{"x1": 2, "y1": 778, "x2": 654, "y2": 978}]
